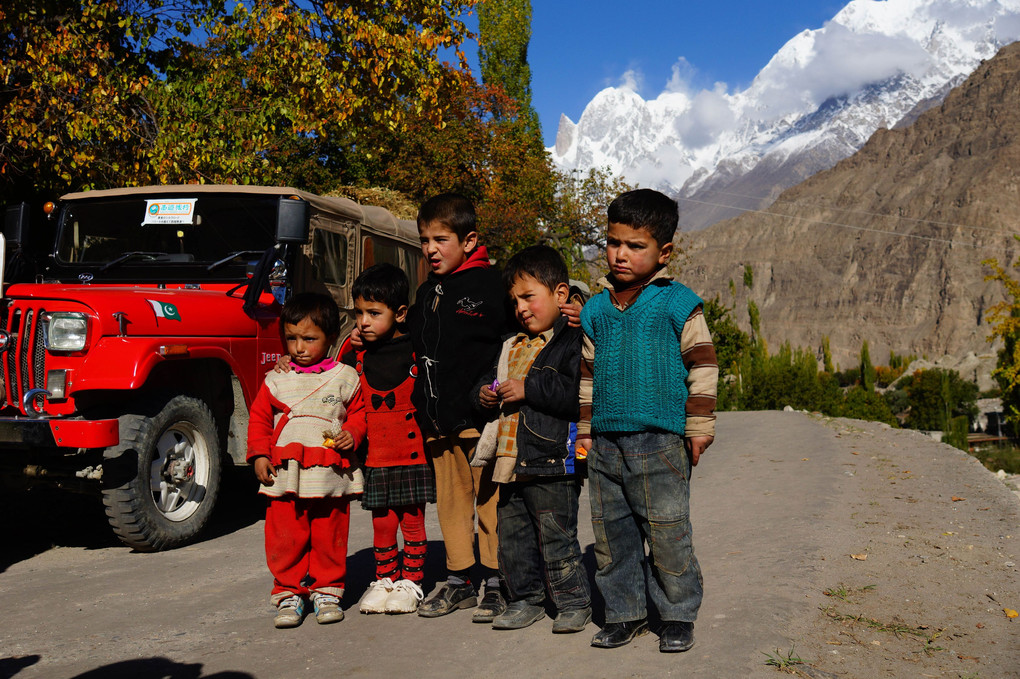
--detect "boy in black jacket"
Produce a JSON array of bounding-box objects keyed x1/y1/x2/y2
[
  {"x1": 473, "y1": 245, "x2": 592, "y2": 633},
  {"x1": 410, "y1": 193, "x2": 509, "y2": 622}
]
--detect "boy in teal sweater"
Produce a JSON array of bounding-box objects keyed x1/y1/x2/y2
[{"x1": 577, "y1": 189, "x2": 718, "y2": 653}]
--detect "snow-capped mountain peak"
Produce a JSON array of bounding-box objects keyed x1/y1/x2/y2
[{"x1": 550, "y1": 0, "x2": 1020, "y2": 229}]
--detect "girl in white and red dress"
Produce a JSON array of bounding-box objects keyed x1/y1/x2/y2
[
  {"x1": 247, "y1": 292, "x2": 366, "y2": 629},
  {"x1": 346, "y1": 264, "x2": 436, "y2": 615}
]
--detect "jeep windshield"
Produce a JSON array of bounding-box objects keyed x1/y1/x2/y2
[{"x1": 53, "y1": 192, "x2": 279, "y2": 280}]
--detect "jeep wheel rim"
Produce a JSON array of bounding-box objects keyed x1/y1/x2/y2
[{"x1": 150, "y1": 421, "x2": 209, "y2": 522}]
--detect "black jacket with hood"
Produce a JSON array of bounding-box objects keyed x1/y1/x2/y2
[{"x1": 408, "y1": 246, "x2": 508, "y2": 437}]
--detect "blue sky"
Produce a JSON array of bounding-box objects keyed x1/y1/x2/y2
[{"x1": 525, "y1": 1, "x2": 847, "y2": 146}]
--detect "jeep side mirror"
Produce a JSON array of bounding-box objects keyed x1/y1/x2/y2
[
  {"x1": 276, "y1": 198, "x2": 309, "y2": 244},
  {"x1": 4, "y1": 202, "x2": 28, "y2": 246}
]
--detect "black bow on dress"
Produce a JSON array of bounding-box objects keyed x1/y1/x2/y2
[{"x1": 371, "y1": 392, "x2": 396, "y2": 410}]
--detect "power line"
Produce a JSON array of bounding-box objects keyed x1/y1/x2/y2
[
  {"x1": 691, "y1": 187, "x2": 1012, "y2": 236},
  {"x1": 678, "y1": 197, "x2": 1017, "y2": 251}
]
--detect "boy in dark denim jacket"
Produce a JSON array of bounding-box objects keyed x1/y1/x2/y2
[{"x1": 473, "y1": 245, "x2": 592, "y2": 634}]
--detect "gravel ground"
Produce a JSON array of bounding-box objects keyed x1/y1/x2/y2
[{"x1": 0, "y1": 411, "x2": 1017, "y2": 679}]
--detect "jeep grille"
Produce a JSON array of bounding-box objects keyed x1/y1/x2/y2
[{"x1": 1, "y1": 303, "x2": 47, "y2": 413}]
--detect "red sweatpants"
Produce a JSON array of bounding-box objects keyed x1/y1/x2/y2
[{"x1": 265, "y1": 496, "x2": 351, "y2": 604}]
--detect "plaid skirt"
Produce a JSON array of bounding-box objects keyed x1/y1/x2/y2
[{"x1": 360, "y1": 463, "x2": 436, "y2": 509}]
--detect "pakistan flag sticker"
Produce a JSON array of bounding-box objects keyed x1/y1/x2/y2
[{"x1": 147, "y1": 299, "x2": 182, "y2": 321}]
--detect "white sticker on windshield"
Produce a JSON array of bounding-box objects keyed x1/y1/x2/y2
[{"x1": 142, "y1": 199, "x2": 197, "y2": 225}]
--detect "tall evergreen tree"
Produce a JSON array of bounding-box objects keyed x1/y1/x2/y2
[{"x1": 477, "y1": 0, "x2": 542, "y2": 148}]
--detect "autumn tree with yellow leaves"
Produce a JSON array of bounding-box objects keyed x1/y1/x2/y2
[
  {"x1": 984, "y1": 249, "x2": 1020, "y2": 429},
  {"x1": 1, "y1": 0, "x2": 477, "y2": 203}
]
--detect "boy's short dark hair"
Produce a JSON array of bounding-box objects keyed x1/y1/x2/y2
[
  {"x1": 607, "y1": 188, "x2": 679, "y2": 246},
  {"x1": 502, "y1": 244, "x2": 569, "y2": 293},
  {"x1": 352, "y1": 263, "x2": 409, "y2": 311},
  {"x1": 281, "y1": 292, "x2": 341, "y2": 339},
  {"x1": 417, "y1": 192, "x2": 477, "y2": 241}
]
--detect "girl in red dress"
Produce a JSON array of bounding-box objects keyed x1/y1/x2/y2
[{"x1": 346, "y1": 264, "x2": 436, "y2": 614}]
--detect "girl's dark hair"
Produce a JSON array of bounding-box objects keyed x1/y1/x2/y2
[
  {"x1": 416, "y1": 192, "x2": 477, "y2": 241},
  {"x1": 607, "y1": 188, "x2": 679, "y2": 247},
  {"x1": 280, "y1": 292, "x2": 341, "y2": 339},
  {"x1": 352, "y1": 263, "x2": 409, "y2": 311},
  {"x1": 502, "y1": 244, "x2": 568, "y2": 292}
]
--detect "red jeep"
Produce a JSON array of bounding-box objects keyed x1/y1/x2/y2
[{"x1": 1, "y1": 185, "x2": 424, "y2": 551}]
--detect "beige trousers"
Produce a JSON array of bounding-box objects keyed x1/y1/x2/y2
[{"x1": 427, "y1": 434, "x2": 499, "y2": 572}]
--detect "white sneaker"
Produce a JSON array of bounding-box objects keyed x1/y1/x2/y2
[
  {"x1": 359, "y1": 577, "x2": 395, "y2": 614},
  {"x1": 385, "y1": 579, "x2": 424, "y2": 614}
]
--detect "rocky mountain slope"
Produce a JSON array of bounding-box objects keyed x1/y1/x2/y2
[
  {"x1": 684, "y1": 41, "x2": 1020, "y2": 369},
  {"x1": 551, "y1": 0, "x2": 1020, "y2": 231}
]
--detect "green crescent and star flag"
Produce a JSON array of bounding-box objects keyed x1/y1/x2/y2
[{"x1": 147, "y1": 299, "x2": 181, "y2": 321}]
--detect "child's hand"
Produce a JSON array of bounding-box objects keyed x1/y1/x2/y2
[
  {"x1": 684, "y1": 435, "x2": 713, "y2": 467},
  {"x1": 348, "y1": 326, "x2": 364, "y2": 350},
  {"x1": 559, "y1": 301, "x2": 583, "y2": 329},
  {"x1": 253, "y1": 456, "x2": 277, "y2": 485},
  {"x1": 332, "y1": 430, "x2": 355, "y2": 451},
  {"x1": 576, "y1": 435, "x2": 592, "y2": 455},
  {"x1": 479, "y1": 383, "x2": 499, "y2": 408},
  {"x1": 273, "y1": 354, "x2": 292, "y2": 373},
  {"x1": 496, "y1": 378, "x2": 525, "y2": 404}
]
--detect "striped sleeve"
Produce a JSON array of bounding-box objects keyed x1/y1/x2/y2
[
  {"x1": 681, "y1": 306, "x2": 718, "y2": 437},
  {"x1": 577, "y1": 333, "x2": 595, "y2": 437}
]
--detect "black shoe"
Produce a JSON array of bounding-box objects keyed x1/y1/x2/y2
[
  {"x1": 417, "y1": 582, "x2": 477, "y2": 618},
  {"x1": 472, "y1": 587, "x2": 507, "y2": 623},
  {"x1": 658, "y1": 621, "x2": 695, "y2": 653},
  {"x1": 590, "y1": 619, "x2": 649, "y2": 648}
]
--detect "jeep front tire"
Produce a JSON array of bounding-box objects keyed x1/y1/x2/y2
[{"x1": 101, "y1": 395, "x2": 222, "y2": 551}]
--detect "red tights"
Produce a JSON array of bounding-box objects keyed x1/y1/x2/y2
[{"x1": 371, "y1": 505, "x2": 427, "y2": 583}]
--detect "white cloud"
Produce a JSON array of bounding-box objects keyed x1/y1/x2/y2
[
  {"x1": 674, "y1": 85, "x2": 736, "y2": 149},
  {"x1": 752, "y1": 22, "x2": 933, "y2": 116},
  {"x1": 617, "y1": 68, "x2": 644, "y2": 93},
  {"x1": 665, "y1": 57, "x2": 697, "y2": 94},
  {"x1": 993, "y1": 12, "x2": 1020, "y2": 41}
]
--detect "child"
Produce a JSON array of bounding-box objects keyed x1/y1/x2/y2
[
  {"x1": 407, "y1": 193, "x2": 509, "y2": 622},
  {"x1": 344, "y1": 264, "x2": 436, "y2": 615},
  {"x1": 473, "y1": 245, "x2": 592, "y2": 633},
  {"x1": 577, "y1": 189, "x2": 718, "y2": 652},
  {"x1": 247, "y1": 292, "x2": 366, "y2": 628}
]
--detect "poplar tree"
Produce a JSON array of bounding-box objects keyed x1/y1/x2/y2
[{"x1": 477, "y1": 0, "x2": 542, "y2": 148}]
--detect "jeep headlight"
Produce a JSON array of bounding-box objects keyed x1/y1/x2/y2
[{"x1": 46, "y1": 312, "x2": 89, "y2": 352}]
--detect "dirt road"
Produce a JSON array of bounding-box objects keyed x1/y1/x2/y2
[{"x1": 1, "y1": 411, "x2": 1017, "y2": 678}]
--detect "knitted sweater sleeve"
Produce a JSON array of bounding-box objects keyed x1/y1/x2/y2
[
  {"x1": 341, "y1": 383, "x2": 368, "y2": 448},
  {"x1": 681, "y1": 306, "x2": 718, "y2": 437},
  {"x1": 246, "y1": 381, "x2": 276, "y2": 462}
]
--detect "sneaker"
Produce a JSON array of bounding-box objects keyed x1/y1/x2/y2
[
  {"x1": 552, "y1": 607, "x2": 592, "y2": 633},
  {"x1": 385, "y1": 579, "x2": 424, "y2": 614},
  {"x1": 417, "y1": 581, "x2": 478, "y2": 618},
  {"x1": 492, "y1": 600, "x2": 546, "y2": 630},
  {"x1": 359, "y1": 578, "x2": 395, "y2": 614},
  {"x1": 273, "y1": 595, "x2": 306, "y2": 629},
  {"x1": 311, "y1": 592, "x2": 344, "y2": 624},
  {"x1": 471, "y1": 587, "x2": 507, "y2": 623}
]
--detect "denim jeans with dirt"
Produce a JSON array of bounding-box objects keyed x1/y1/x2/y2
[
  {"x1": 588, "y1": 431, "x2": 703, "y2": 624},
  {"x1": 497, "y1": 477, "x2": 591, "y2": 613}
]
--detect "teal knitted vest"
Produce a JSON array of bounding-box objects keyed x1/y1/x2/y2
[{"x1": 580, "y1": 281, "x2": 702, "y2": 435}]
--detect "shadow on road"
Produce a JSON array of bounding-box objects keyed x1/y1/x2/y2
[
  {"x1": 68, "y1": 658, "x2": 253, "y2": 679},
  {"x1": 1, "y1": 468, "x2": 264, "y2": 573},
  {"x1": 0, "y1": 654, "x2": 40, "y2": 679}
]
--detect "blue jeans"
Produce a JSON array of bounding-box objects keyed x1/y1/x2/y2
[
  {"x1": 497, "y1": 477, "x2": 591, "y2": 612},
  {"x1": 588, "y1": 431, "x2": 703, "y2": 623}
]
